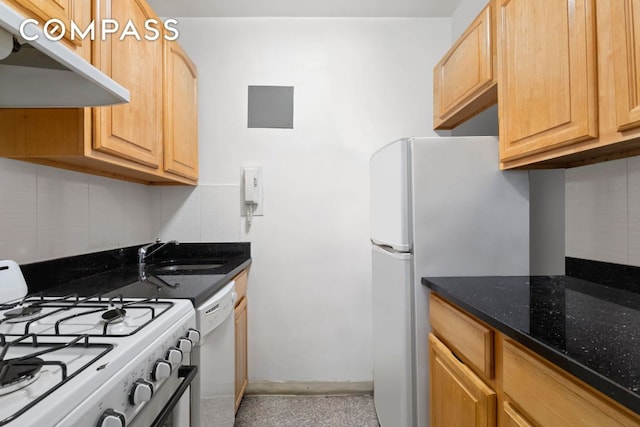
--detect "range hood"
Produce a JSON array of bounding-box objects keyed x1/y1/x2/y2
[{"x1": 0, "y1": 3, "x2": 129, "y2": 107}]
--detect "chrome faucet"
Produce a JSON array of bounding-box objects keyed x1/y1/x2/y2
[{"x1": 137, "y1": 238, "x2": 179, "y2": 265}]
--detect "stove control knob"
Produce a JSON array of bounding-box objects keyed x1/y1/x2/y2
[
  {"x1": 152, "y1": 359, "x2": 172, "y2": 381},
  {"x1": 166, "y1": 346, "x2": 183, "y2": 368},
  {"x1": 187, "y1": 328, "x2": 201, "y2": 344},
  {"x1": 129, "y1": 379, "x2": 154, "y2": 405},
  {"x1": 98, "y1": 409, "x2": 126, "y2": 427},
  {"x1": 177, "y1": 337, "x2": 193, "y2": 353}
]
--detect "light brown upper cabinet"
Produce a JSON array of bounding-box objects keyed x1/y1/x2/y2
[
  {"x1": 93, "y1": 0, "x2": 163, "y2": 170},
  {"x1": 0, "y1": 0, "x2": 198, "y2": 185},
  {"x1": 497, "y1": 0, "x2": 598, "y2": 166},
  {"x1": 498, "y1": 0, "x2": 640, "y2": 169},
  {"x1": 433, "y1": 3, "x2": 496, "y2": 130},
  {"x1": 163, "y1": 40, "x2": 198, "y2": 181},
  {"x1": 611, "y1": 0, "x2": 640, "y2": 133},
  {"x1": 2, "y1": 0, "x2": 90, "y2": 58}
]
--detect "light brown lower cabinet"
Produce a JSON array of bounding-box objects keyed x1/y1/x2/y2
[
  {"x1": 429, "y1": 333, "x2": 496, "y2": 427},
  {"x1": 234, "y1": 296, "x2": 248, "y2": 412},
  {"x1": 429, "y1": 293, "x2": 640, "y2": 427},
  {"x1": 233, "y1": 269, "x2": 249, "y2": 412}
]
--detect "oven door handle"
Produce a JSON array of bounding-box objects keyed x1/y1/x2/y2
[{"x1": 150, "y1": 365, "x2": 198, "y2": 427}]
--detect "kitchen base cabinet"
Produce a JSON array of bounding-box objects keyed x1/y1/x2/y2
[
  {"x1": 235, "y1": 296, "x2": 248, "y2": 412},
  {"x1": 233, "y1": 269, "x2": 249, "y2": 412},
  {"x1": 502, "y1": 401, "x2": 533, "y2": 427},
  {"x1": 429, "y1": 293, "x2": 640, "y2": 427},
  {"x1": 503, "y1": 339, "x2": 640, "y2": 427},
  {"x1": 429, "y1": 333, "x2": 496, "y2": 427}
]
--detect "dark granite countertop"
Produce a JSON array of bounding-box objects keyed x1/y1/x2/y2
[
  {"x1": 21, "y1": 243, "x2": 251, "y2": 307},
  {"x1": 422, "y1": 275, "x2": 640, "y2": 416}
]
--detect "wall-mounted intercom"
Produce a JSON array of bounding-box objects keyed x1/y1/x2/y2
[{"x1": 242, "y1": 166, "x2": 263, "y2": 225}]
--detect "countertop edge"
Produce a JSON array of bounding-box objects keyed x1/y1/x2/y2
[
  {"x1": 192, "y1": 259, "x2": 252, "y2": 307},
  {"x1": 422, "y1": 277, "x2": 640, "y2": 416}
]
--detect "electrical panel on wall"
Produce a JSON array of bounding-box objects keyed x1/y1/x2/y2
[
  {"x1": 247, "y1": 86, "x2": 294, "y2": 129},
  {"x1": 242, "y1": 166, "x2": 264, "y2": 224}
]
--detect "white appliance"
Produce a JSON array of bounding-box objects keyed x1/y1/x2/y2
[
  {"x1": 0, "y1": 283, "x2": 200, "y2": 426},
  {"x1": 0, "y1": 2, "x2": 129, "y2": 107},
  {"x1": 370, "y1": 137, "x2": 530, "y2": 427},
  {"x1": 191, "y1": 280, "x2": 236, "y2": 427}
]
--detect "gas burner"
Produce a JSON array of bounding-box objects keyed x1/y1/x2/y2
[
  {"x1": 101, "y1": 308, "x2": 126, "y2": 323},
  {"x1": 0, "y1": 357, "x2": 43, "y2": 396},
  {"x1": 3, "y1": 305, "x2": 43, "y2": 322}
]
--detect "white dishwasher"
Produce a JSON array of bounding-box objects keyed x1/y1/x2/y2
[{"x1": 192, "y1": 280, "x2": 236, "y2": 427}]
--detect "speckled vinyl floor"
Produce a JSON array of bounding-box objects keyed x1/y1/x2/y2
[{"x1": 234, "y1": 395, "x2": 380, "y2": 427}]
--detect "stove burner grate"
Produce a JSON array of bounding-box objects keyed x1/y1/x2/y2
[
  {"x1": 3, "y1": 306, "x2": 43, "y2": 321},
  {"x1": 0, "y1": 357, "x2": 43, "y2": 396}
]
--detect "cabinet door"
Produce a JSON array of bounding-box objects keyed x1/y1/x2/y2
[
  {"x1": 5, "y1": 0, "x2": 87, "y2": 53},
  {"x1": 164, "y1": 40, "x2": 198, "y2": 181},
  {"x1": 429, "y1": 333, "x2": 496, "y2": 427},
  {"x1": 503, "y1": 402, "x2": 534, "y2": 427},
  {"x1": 433, "y1": 4, "x2": 496, "y2": 130},
  {"x1": 234, "y1": 297, "x2": 248, "y2": 412},
  {"x1": 611, "y1": 1, "x2": 640, "y2": 132},
  {"x1": 93, "y1": 0, "x2": 163, "y2": 169},
  {"x1": 498, "y1": 0, "x2": 598, "y2": 163}
]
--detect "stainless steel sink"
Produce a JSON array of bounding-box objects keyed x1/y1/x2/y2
[{"x1": 153, "y1": 264, "x2": 224, "y2": 272}]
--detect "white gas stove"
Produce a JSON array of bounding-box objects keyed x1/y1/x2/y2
[{"x1": 0, "y1": 292, "x2": 199, "y2": 427}]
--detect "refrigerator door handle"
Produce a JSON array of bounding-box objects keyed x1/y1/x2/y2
[{"x1": 372, "y1": 243, "x2": 412, "y2": 259}]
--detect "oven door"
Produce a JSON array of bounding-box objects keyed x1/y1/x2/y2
[{"x1": 130, "y1": 365, "x2": 198, "y2": 427}]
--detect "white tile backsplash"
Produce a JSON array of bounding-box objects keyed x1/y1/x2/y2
[
  {"x1": 566, "y1": 158, "x2": 629, "y2": 265},
  {"x1": 0, "y1": 159, "x2": 37, "y2": 261},
  {"x1": 200, "y1": 185, "x2": 241, "y2": 241},
  {"x1": 36, "y1": 166, "x2": 90, "y2": 260},
  {"x1": 89, "y1": 176, "x2": 127, "y2": 250},
  {"x1": 0, "y1": 160, "x2": 158, "y2": 263},
  {"x1": 626, "y1": 157, "x2": 640, "y2": 265},
  {"x1": 0, "y1": 158, "x2": 241, "y2": 263},
  {"x1": 156, "y1": 186, "x2": 202, "y2": 242},
  {"x1": 122, "y1": 183, "x2": 155, "y2": 246}
]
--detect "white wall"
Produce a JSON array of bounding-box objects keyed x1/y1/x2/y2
[
  {"x1": 155, "y1": 17, "x2": 451, "y2": 386},
  {"x1": 0, "y1": 158, "x2": 155, "y2": 263}
]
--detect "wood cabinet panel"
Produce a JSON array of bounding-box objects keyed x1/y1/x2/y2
[
  {"x1": 611, "y1": 0, "x2": 640, "y2": 132},
  {"x1": 234, "y1": 296, "x2": 248, "y2": 412},
  {"x1": 93, "y1": 0, "x2": 163, "y2": 168},
  {"x1": 503, "y1": 339, "x2": 639, "y2": 427},
  {"x1": 433, "y1": 4, "x2": 496, "y2": 130},
  {"x1": 233, "y1": 269, "x2": 248, "y2": 303},
  {"x1": 429, "y1": 333, "x2": 496, "y2": 427},
  {"x1": 429, "y1": 294, "x2": 493, "y2": 379},
  {"x1": 502, "y1": 401, "x2": 534, "y2": 427},
  {"x1": 4, "y1": 0, "x2": 87, "y2": 53},
  {"x1": 498, "y1": 0, "x2": 598, "y2": 163},
  {"x1": 164, "y1": 40, "x2": 198, "y2": 180},
  {"x1": 0, "y1": 0, "x2": 197, "y2": 185}
]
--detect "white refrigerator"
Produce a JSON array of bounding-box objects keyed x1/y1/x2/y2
[{"x1": 370, "y1": 137, "x2": 530, "y2": 427}]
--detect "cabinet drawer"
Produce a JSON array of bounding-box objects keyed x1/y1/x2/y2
[
  {"x1": 503, "y1": 339, "x2": 640, "y2": 427},
  {"x1": 429, "y1": 333, "x2": 496, "y2": 427},
  {"x1": 233, "y1": 269, "x2": 249, "y2": 305},
  {"x1": 429, "y1": 294, "x2": 493, "y2": 378}
]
